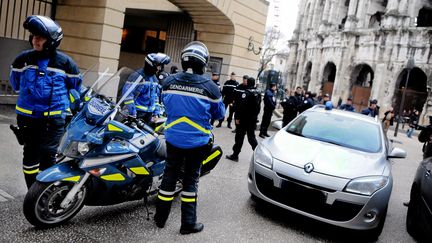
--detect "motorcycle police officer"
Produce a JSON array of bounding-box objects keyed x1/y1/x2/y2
[
  {"x1": 123, "y1": 53, "x2": 170, "y2": 122},
  {"x1": 9, "y1": 15, "x2": 82, "y2": 189},
  {"x1": 154, "y1": 41, "x2": 225, "y2": 234}
]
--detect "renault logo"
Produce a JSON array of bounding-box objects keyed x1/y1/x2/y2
[{"x1": 304, "y1": 163, "x2": 314, "y2": 173}]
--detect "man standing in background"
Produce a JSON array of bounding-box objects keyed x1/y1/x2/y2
[
  {"x1": 218, "y1": 72, "x2": 239, "y2": 128},
  {"x1": 259, "y1": 83, "x2": 277, "y2": 138}
]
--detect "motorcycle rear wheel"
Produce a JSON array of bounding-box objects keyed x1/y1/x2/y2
[{"x1": 23, "y1": 181, "x2": 87, "y2": 228}]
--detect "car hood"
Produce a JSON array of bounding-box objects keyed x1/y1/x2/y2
[{"x1": 266, "y1": 130, "x2": 386, "y2": 179}]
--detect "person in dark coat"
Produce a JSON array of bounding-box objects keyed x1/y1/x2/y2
[
  {"x1": 230, "y1": 75, "x2": 248, "y2": 133},
  {"x1": 217, "y1": 72, "x2": 239, "y2": 128},
  {"x1": 259, "y1": 83, "x2": 277, "y2": 138},
  {"x1": 281, "y1": 89, "x2": 300, "y2": 127},
  {"x1": 298, "y1": 91, "x2": 315, "y2": 113},
  {"x1": 339, "y1": 97, "x2": 356, "y2": 112},
  {"x1": 226, "y1": 77, "x2": 261, "y2": 162},
  {"x1": 361, "y1": 99, "x2": 379, "y2": 117}
]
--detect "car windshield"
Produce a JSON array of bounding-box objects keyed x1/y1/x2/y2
[{"x1": 285, "y1": 111, "x2": 382, "y2": 153}]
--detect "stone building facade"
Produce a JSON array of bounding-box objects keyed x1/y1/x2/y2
[
  {"x1": 0, "y1": 0, "x2": 269, "y2": 102},
  {"x1": 287, "y1": 0, "x2": 432, "y2": 120}
]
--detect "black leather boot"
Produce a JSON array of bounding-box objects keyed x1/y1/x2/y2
[
  {"x1": 180, "y1": 222, "x2": 204, "y2": 235},
  {"x1": 154, "y1": 200, "x2": 172, "y2": 228}
]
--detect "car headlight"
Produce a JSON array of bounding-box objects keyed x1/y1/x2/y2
[
  {"x1": 344, "y1": 176, "x2": 389, "y2": 196},
  {"x1": 254, "y1": 144, "x2": 273, "y2": 169},
  {"x1": 77, "y1": 142, "x2": 90, "y2": 156}
]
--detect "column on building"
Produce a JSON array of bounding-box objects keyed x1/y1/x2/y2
[
  {"x1": 56, "y1": 0, "x2": 125, "y2": 95},
  {"x1": 311, "y1": 0, "x2": 322, "y2": 30},
  {"x1": 328, "y1": 0, "x2": 340, "y2": 30},
  {"x1": 293, "y1": 0, "x2": 307, "y2": 40},
  {"x1": 319, "y1": 0, "x2": 331, "y2": 32},
  {"x1": 397, "y1": 0, "x2": 410, "y2": 27},
  {"x1": 355, "y1": 0, "x2": 370, "y2": 29},
  {"x1": 287, "y1": 41, "x2": 299, "y2": 88},
  {"x1": 345, "y1": 0, "x2": 359, "y2": 30},
  {"x1": 307, "y1": 0, "x2": 315, "y2": 29},
  {"x1": 383, "y1": 0, "x2": 400, "y2": 27}
]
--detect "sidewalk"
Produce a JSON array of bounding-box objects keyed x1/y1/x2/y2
[{"x1": 0, "y1": 105, "x2": 16, "y2": 124}]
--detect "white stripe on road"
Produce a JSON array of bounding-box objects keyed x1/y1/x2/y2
[{"x1": 0, "y1": 189, "x2": 14, "y2": 201}]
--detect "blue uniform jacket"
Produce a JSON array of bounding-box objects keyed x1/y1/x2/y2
[
  {"x1": 263, "y1": 89, "x2": 276, "y2": 110},
  {"x1": 161, "y1": 72, "x2": 225, "y2": 149},
  {"x1": 10, "y1": 50, "x2": 82, "y2": 118},
  {"x1": 123, "y1": 69, "x2": 161, "y2": 117}
]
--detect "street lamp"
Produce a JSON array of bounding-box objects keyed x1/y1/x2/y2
[{"x1": 394, "y1": 57, "x2": 415, "y2": 137}]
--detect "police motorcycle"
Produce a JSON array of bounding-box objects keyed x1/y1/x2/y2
[{"x1": 23, "y1": 68, "x2": 223, "y2": 227}]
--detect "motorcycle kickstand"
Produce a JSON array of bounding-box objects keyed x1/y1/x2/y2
[
  {"x1": 143, "y1": 194, "x2": 153, "y2": 220},
  {"x1": 60, "y1": 172, "x2": 90, "y2": 208}
]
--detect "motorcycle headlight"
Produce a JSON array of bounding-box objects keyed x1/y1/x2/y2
[
  {"x1": 344, "y1": 176, "x2": 389, "y2": 196},
  {"x1": 254, "y1": 144, "x2": 273, "y2": 169},
  {"x1": 77, "y1": 142, "x2": 90, "y2": 156},
  {"x1": 60, "y1": 141, "x2": 91, "y2": 158}
]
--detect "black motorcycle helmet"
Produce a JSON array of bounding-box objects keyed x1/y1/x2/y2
[
  {"x1": 144, "y1": 53, "x2": 171, "y2": 76},
  {"x1": 181, "y1": 41, "x2": 209, "y2": 75},
  {"x1": 23, "y1": 15, "x2": 63, "y2": 52}
]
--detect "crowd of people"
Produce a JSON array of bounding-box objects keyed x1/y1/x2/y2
[{"x1": 9, "y1": 14, "x2": 427, "y2": 236}]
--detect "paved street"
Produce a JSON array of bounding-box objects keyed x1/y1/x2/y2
[{"x1": 0, "y1": 112, "x2": 422, "y2": 242}]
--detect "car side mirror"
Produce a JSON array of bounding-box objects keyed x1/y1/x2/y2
[
  {"x1": 272, "y1": 120, "x2": 283, "y2": 130},
  {"x1": 388, "y1": 147, "x2": 407, "y2": 159}
]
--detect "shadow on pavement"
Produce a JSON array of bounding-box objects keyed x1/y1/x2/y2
[{"x1": 249, "y1": 197, "x2": 380, "y2": 243}]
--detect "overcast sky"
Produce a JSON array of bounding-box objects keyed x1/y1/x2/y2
[{"x1": 266, "y1": 0, "x2": 301, "y2": 41}]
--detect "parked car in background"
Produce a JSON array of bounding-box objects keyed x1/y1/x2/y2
[
  {"x1": 248, "y1": 106, "x2": 407, "y2": 239},
  {"x1": 406, "y1": 157, "x2": 432, "y2": 241}
]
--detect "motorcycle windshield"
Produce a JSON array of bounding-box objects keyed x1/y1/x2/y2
[{"x1": 58, "y1": 67, "x2": 143, "y2": 158}]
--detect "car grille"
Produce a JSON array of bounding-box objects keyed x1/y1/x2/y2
[{"x1": 255, "y1": 172, "x2": 364, "y2": 221}]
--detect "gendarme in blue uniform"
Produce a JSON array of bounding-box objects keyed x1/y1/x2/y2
[
  {"x1": 10, "y1": 50, "x2": 82, "y2": 118},
  {"x1": 123, "y1": 69, "x2": 161, "y2": 117},
  {"x1": 162, "y1": 72, "x2": 225, "y2": 149}
]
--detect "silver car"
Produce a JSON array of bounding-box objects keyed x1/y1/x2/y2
[{"x1": 248, "y1": 106, "x2": 406, "y2": 239}]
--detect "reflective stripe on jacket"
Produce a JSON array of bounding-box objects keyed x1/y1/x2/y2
[
  {"x1": 162, "y1": 72, "x2": 225, "y2": 149},
  {"x1": 10, "y1": 50, "x2": 82, "y2": 118}
]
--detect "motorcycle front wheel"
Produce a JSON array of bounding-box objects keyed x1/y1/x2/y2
[{"x1": 23, "y1": 181, "x2": 87, "y2": 228}]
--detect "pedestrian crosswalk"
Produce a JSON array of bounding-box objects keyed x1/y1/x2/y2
[{"x1": 0, "y1": 188, "x2": 14, "y2": 202}]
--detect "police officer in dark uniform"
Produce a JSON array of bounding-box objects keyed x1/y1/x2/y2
[
  {"x1": 123, "y1": 53, "x2": 170, "y2": 123},
  {"x1": 259, "y1": 83, "x2": 277, "y2": 138},
  {"x1": 10, "y1": 15, "x2": 82, "y2": 189},
  {"x1": 298, "y1": 91, "x2": 315, "y2": 113},
  {"x1": 226, "y1": 77, "x2": 261, "y2": 162},
  {"x1": 154, "y1": 41, "x2": 225, "y2": 234},
  {"x1": 218, "y1": 72, "x2": 239, "y2": 128},
  {"x1": 230, "y1": 75, "x2": 248, "y2": 133}
]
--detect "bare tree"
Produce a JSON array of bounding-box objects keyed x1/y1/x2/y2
[{"x1": 257, "y1": 27, "x2": 289, "y2": 80}]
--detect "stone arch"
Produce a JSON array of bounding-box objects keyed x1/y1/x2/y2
[
  {"x1": 321, "y1": 61, "x2": 337, "y2": 96},
  {"x1": 303, "y1": 61, "x2": 312, "y2": 90},
  {"x1": 369, "y1": 12, "x2": 384, "y2": 28},
  {"x1": 350, "y1": 63, "x2": 374, "y2": 88},
  {"x1": 417, "y1": 7, "x2": 432, "y2": 27},
  {"x1": 393, "y1": 67, "x2": 428, "y2": 113},
  {"x1": 350, "y1": 64, "x2": 375, "y2": 112}
]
